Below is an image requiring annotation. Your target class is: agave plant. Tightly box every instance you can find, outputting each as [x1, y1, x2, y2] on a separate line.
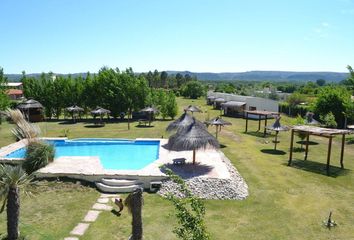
[0, 165, 36, 240]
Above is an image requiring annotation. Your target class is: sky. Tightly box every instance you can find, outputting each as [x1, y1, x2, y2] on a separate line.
[0, 0, 354, 74]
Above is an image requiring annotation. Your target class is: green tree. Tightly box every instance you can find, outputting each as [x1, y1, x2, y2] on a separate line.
[0, 165, 35, 240]
[314, 86, 352, 128]
[181, 81, 205, 99]
[0, 67, 10, 111]
[320, 112, 337, 128]
[316, 79, 326, 86]
[165, 91, 178, 119]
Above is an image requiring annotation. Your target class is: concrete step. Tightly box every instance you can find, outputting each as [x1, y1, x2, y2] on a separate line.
[95, 182, 143, 193]
[101, 178, 139, 186]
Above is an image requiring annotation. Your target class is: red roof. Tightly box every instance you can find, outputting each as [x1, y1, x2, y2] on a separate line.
[6, 89, 23, 95]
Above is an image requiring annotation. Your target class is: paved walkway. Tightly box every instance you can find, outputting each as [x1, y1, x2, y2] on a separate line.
[64, 193, 120, 240]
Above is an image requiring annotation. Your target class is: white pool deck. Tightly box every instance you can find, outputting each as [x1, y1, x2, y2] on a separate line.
[0, 138, 231, 183]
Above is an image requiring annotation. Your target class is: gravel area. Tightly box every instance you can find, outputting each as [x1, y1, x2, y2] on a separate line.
[158, 152, 249, 200]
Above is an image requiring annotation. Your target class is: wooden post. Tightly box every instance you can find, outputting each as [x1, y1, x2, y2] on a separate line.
[264, 115, 268, 137]
[258, 114, 261, 131]
[304, 132, 310, 160]
[326, 136, 333, 176]
[274, 131, 278, 150]
[215, 125, 218, 139]
[245, 112, 249, 133]
[340, 134, 345, 169]
[192, 150, 196, 165]
[288, 129, 295, 166]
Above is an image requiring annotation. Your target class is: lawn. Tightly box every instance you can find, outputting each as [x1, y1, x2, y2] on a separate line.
[1, 97, 354, 239]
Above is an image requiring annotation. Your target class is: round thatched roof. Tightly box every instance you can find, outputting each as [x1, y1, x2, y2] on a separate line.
[17, 99, 43, 109]
[184, 105, 202, 113]
[266, 116, 289, 131]
[66, 105, 84, 113]
[205, 117, 232, 126]
[140, 106, 159, 113]
[166, 120, 219, 151]
[91, 107, 111, 115]
[166, 113, 205, 132]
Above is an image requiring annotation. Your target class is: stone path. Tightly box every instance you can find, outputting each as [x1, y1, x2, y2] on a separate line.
[64, 194, 120, 240]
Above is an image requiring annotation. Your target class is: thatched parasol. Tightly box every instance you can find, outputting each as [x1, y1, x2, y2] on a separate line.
[17, 99, 43, 110]
[166, 119, 219, 164]
[205, 116, 232, 139]
[91, 107, 111, 122]
[266, 116, 289, 150]
[66, 105, 84, 122]
[184, 105, 202, 115]
[305, 112, 319, 125]
[140, 106, 159, 126]
[166, 112, 205, 132]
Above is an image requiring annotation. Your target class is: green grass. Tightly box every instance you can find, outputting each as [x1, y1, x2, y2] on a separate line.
[1, 97, 354, 239]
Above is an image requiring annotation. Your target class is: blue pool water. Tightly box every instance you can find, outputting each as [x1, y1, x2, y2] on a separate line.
[5, 139, 160, 170]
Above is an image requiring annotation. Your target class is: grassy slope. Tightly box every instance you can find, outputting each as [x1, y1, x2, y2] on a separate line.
[0, 97, 353, 239]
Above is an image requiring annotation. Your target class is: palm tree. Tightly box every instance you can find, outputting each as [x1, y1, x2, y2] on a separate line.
[124, 188, 143, 240]
[0, 165, 35, 240]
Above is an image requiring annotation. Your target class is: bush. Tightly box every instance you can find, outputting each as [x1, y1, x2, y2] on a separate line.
[23, 141, 55, 174]
[181, 81, 205, 99]
[320, 112, 337, 128]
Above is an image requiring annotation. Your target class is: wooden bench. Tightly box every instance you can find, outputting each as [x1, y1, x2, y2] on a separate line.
[173, 158, 186, 165]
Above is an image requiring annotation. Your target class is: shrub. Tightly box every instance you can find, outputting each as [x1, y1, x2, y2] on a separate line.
[320, 112, 337, 128]
[23, 141, 55, 174]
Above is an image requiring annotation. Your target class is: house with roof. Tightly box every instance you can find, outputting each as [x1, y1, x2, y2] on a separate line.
[207, 91, 279, 118]
[3, 82, 24, 100]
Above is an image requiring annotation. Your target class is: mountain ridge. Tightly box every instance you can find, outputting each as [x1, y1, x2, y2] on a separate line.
[5, 70, 349, 82]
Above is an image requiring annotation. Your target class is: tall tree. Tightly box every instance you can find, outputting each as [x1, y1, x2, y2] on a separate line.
[0, 67, 10, 111]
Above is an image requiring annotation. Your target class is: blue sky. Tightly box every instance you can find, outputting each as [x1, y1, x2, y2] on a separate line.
[0, 0, 353, 73]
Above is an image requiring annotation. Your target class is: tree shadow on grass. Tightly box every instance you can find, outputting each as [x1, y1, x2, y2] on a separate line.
[161, 163, 214, 179]
[285, 159, 350, 178]
[260, 149, 287, 155]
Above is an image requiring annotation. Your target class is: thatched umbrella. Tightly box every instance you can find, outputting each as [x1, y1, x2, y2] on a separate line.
[305, 112, 319, 125]
[205, 116, 232, 139]
[184, 105, 202, 115]
[66, 105, 84, 122]
[166, 112, 205, 132]
[140, 106, 159, 126]
[167, 119, 219, 164]
[91, 107, 111, 123]
[266, 116, 289, 150]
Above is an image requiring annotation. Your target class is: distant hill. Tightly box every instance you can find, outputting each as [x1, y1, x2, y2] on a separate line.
[166, 70, 349, 82]
[5, 70, 349, 83]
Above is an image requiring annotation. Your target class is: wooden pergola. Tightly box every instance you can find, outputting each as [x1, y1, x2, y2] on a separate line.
[288, 125, 352, 175]
[244, 110, 280, 137]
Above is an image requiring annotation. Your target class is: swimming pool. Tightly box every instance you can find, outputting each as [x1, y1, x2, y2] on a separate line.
[4, 139, 160, 170]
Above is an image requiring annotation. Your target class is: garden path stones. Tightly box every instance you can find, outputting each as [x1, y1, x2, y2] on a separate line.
[92, 203, 113, 211]
[70, 223, 90, 236]
[65, 194, 120, 239]
[84, 210, 101, 222]
[97, 197, 109, 203]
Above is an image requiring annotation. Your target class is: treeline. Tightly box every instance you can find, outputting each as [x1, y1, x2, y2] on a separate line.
[22, 67, 178, 120]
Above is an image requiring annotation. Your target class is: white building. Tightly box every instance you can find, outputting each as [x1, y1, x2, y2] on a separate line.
[207, 91, 279, 118]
